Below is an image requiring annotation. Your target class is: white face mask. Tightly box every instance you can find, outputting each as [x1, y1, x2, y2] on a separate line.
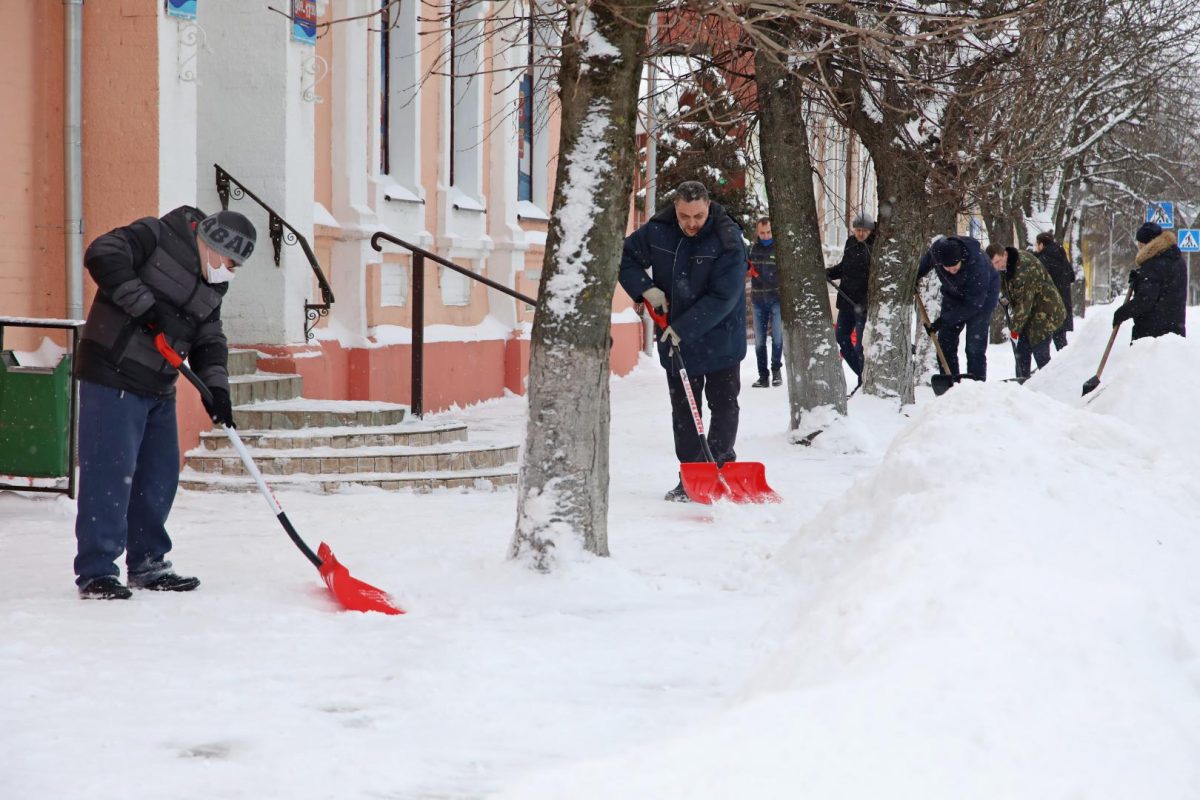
[205, 259, 237, 284]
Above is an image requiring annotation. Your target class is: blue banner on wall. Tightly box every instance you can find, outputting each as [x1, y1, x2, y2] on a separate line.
[292, 0, 318, 45]
[166, 0, 197, 20]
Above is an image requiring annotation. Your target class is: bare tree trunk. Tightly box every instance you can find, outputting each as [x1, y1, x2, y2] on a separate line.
[510, 0, 652, 570]
[860, 159, 930, 404]
[754, 46, 846, 430]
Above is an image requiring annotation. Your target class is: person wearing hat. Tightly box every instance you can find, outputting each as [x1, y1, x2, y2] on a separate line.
[1033, 232, 1075, 349]
[73, 206, 257, 599]
[917, 233, 1001, 380]
[1113, 221, 1187, 340]
[826, 211, 876, 384]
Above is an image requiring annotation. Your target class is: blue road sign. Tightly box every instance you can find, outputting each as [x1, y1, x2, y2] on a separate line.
[1146, 201, 1175, 228]
[1178, 228, 1200, 253]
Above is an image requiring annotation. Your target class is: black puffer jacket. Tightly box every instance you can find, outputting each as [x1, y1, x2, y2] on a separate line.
[1036, 240, 1075, 330]
[826, 233, 874, 312]
[1114, 230, 1187, 340]
[77, 206, 231, 397]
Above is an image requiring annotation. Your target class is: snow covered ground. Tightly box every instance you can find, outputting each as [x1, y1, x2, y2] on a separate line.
[4, 303, 1200, 799]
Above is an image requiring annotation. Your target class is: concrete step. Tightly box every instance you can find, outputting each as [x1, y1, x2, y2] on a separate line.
[229, 372, 303, 406]
[227, 349, 259, 377]
[198, 420, 468, 451]
[185, 441, 519, 477]
[178, 464, 519, 493]
[232, 399, 408, 430]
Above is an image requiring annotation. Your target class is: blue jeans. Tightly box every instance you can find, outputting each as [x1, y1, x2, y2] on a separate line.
[751, 294, 783, 376]
[74, 380, 180, 586]
[936, 309, 995, 380]
[835, 308, 866, 377]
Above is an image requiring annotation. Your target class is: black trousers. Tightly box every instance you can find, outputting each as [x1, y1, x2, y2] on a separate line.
[666, 363, 740, 465]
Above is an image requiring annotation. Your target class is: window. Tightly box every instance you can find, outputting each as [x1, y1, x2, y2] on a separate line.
[382, 0, 421, 192]
[448, 0, 483, 198]
[380, 262, 408, 307]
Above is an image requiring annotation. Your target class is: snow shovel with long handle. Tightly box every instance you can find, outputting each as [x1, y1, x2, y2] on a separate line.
[1082, 285, 1135, 396]
[1002, 304, 1030, 385]
[643, 304, 780, 504]
[154, 334, 404, 615]
[914, 293, 965, 396]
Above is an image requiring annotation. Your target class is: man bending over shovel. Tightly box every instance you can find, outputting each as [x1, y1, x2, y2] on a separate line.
[918, 235, 1000, 381]
[619, 181, 748, 502]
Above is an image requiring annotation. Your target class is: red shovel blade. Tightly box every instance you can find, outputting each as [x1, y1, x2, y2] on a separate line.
[317, 542, 405, 615]
[680, 461, 781, 504]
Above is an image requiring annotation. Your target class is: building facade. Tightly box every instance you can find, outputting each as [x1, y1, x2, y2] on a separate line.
[1, 0, 643, 459]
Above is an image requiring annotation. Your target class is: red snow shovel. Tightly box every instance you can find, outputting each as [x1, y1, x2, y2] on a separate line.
[155, 334, 403, 615]
[643, 304, 780, 504]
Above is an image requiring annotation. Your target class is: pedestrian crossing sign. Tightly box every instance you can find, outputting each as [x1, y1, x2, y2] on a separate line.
[1178, 228, 1200, 253]
[1146, 201, 1175, 228]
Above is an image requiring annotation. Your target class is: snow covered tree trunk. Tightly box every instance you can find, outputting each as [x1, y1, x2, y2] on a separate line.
[510, 0, 652, 570]
[755, 48, 846, 430]
[860, 162, 929, 405]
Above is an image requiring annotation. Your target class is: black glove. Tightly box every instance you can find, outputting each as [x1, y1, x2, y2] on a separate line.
[1112, 309, 1127, 328]
[925, 316, 944, 335]
[135, 303, 160, 335]
[1127, 270, 1140, 289]
[203, 387, 236, 428]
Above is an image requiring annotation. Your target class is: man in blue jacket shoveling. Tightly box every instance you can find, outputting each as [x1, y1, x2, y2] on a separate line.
[918, 234, 1001, 382]
[619, 181, 748, 502]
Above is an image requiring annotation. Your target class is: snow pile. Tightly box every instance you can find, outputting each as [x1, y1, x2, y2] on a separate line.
[496, 360, 1200, 797]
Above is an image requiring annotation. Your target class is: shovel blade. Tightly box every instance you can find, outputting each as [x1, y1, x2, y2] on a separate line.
[931, 374, 956, 396]
[1081, 375, 1101, 396]
[317, 543, 405, 615]
[680, 461, 781, 504]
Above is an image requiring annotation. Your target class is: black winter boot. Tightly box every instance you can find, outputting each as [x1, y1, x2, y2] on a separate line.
[129, 572, 201, 592]
[79, 576, 132, 600]
[664, 478, 692, 502]
[751, 374, 770, 388]
[771, 368, 783, 387]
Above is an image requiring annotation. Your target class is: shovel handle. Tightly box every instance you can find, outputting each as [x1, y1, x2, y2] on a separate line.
[153, 334, 323, 569]
[914, 293, 954, 375]
[1093, 285, 1137, 382]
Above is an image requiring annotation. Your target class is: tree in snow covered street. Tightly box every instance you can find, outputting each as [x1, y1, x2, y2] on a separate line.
[511, 0, 654, 568]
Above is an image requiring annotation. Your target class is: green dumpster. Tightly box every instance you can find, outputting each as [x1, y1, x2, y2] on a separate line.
[0, 351, 73, 478]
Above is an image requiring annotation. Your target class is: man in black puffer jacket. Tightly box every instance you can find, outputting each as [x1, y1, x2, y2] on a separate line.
[1113, 222, 1186, 340]
[1034, 232, 1075, 350]
[74, 207, 256, 599]
[918, 234, 1001, 380]
[826, 212, 875, 382]
[619, 181, 747, 502]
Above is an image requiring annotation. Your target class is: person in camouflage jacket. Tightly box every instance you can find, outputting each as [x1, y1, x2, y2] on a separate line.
[986, 244, 1066, 380]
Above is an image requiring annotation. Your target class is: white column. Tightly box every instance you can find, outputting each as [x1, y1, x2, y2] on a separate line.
[157, 10, 199, 213]
[196, 0, 315, 345]
[330, 0, 381, 340]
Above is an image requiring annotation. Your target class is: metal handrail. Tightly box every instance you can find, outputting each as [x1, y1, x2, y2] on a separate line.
[214, 164, 335, 340]
[370, 231, 537, 417]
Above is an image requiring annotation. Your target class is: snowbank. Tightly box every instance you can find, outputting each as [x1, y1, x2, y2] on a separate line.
[496, 318, 1200, 798]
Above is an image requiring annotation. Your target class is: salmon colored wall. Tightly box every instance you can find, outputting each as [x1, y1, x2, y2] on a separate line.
[0, 2, 158, 345]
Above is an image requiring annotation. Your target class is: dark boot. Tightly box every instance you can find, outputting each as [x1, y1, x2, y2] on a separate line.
[79, 576, 132, 600]
[771, 368, 783, 387]
[664, 478, 692, 502]
[130, 572, 201, 592]
[751, 374, 770, 388]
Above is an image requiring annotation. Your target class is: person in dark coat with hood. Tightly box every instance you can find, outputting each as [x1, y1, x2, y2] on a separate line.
[826, 212, 875, 383]
[1034, 232, 1075, 350]
[73, 207, 257, 599]
[918, 234, 1001, 380]
[1113, 222, 1187, 340]
[619, 181, 747, 502]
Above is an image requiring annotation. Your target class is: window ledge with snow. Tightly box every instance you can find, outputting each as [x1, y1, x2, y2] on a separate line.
[516, 201, 550, 222]
[449, 187, 486, 213]
[384, 183, 425, 204]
